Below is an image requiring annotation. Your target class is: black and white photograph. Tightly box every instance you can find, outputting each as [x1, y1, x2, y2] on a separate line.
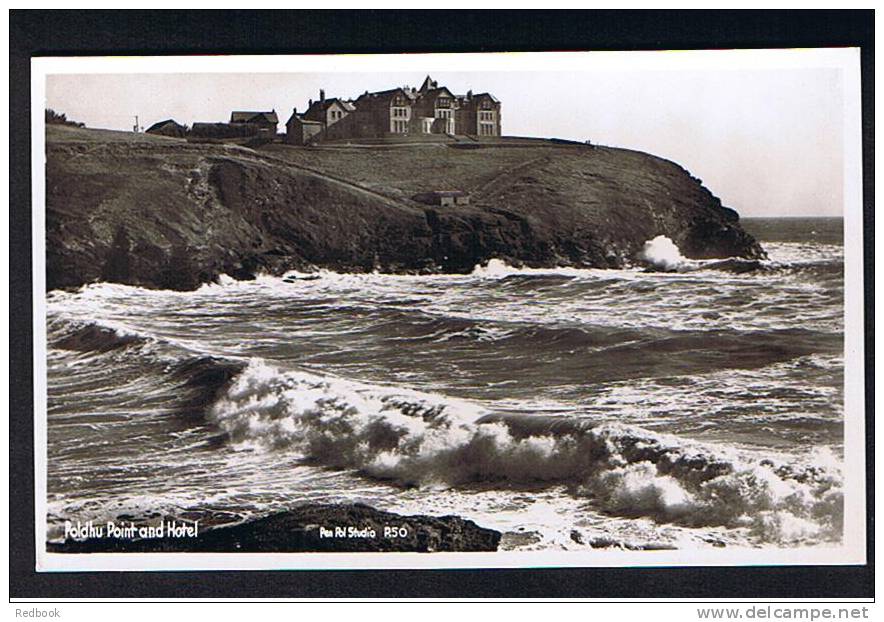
[30, 46, 865, 574]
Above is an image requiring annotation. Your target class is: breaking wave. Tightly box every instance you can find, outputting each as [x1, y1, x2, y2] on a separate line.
[636, 235, 767, 275]
[48, 317, 247, 414]
[208, 360, 843, 543]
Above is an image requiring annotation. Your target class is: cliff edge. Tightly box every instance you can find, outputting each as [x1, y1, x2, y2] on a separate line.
[45, 126, 765, 290]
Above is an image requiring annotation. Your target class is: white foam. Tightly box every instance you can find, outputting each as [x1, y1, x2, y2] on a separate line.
[638, 235, 691, 271]
[763, 242, 844, 266]
[470, 258, 602, 279]
[471, 258, 520, 278]
[207, 360, 845, 544]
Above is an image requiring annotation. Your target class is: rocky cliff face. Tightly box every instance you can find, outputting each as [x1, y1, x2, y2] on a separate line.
[45, 126, 765, 291]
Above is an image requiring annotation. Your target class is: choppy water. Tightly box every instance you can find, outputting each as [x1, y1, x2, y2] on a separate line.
[45, 217, 845, 550]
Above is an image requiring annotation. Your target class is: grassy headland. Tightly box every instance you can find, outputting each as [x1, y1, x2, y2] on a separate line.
[46, 125, 764, 291]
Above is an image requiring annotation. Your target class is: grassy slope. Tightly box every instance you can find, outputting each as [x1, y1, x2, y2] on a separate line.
[264, 140, 761, 262]
[261, 142, 558, 199]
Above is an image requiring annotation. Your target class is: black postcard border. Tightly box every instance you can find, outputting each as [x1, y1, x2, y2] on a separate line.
[9, 9, 875, 600]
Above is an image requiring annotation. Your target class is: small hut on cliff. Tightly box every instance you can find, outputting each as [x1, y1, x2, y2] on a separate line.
[412, 190, 470, 207]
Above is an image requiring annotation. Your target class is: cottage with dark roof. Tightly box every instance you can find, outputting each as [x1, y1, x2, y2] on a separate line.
[145, 119, 187, 138]
[303, 90, 355, 125]
[229, 110, 279, 136]
[284, 108, 324, 145]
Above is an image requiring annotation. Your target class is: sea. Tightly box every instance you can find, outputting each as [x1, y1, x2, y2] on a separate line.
[45, 217, 845, 550]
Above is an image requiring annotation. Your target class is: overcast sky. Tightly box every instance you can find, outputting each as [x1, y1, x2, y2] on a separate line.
[46, 66, 847, 217]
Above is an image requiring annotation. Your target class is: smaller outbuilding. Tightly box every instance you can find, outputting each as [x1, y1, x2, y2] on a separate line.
[229, 110, 279, 137]
[145, 119, 187, 137]
[189, 122, 257, 139]
[285, 108, 324, 145]
[412, 190, 470, 207]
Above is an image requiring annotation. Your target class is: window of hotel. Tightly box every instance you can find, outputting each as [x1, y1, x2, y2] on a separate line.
[480, 122, 495, 136]
[392, 107, 408, 118]
[437, 97, 451, 107]
[393, 119, 407, 133]
[435, 109, 452, 119]
[479, 111, 494, 121]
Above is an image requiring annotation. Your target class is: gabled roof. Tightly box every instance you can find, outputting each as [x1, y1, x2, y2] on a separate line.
[421, 86, 455, 100]
[286, 111, 323, 126]
[309, 98, 355, 113]
[472, 92, 500, 104]
[303, 97, 356, 120]
[145, 119, 184, 132]
[419, 75, 438, 93]
[230, 111, 279, 124]
[356, 87, 415, 104]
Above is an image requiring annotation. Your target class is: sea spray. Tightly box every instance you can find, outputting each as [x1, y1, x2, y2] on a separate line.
[470, 258, 597, 279]
[472, 258, 517, 278]
[639, 235, 690, 271]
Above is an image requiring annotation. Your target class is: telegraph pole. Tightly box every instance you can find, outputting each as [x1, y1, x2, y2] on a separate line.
[133, 115, 139, 132]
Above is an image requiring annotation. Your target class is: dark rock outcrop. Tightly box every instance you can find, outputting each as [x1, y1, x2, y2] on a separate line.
[47, 503, 502, 553]
[45, 126, 765, 291]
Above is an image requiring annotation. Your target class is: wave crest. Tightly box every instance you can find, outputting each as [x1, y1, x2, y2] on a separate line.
[209, 360, 843, 543]
[49, 319, 153, 353]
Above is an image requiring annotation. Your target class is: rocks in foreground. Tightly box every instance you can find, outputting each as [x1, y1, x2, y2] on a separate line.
[47, 503, 502, 553]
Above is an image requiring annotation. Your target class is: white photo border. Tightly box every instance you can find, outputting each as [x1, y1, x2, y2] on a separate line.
[31, 48, 867, 572]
